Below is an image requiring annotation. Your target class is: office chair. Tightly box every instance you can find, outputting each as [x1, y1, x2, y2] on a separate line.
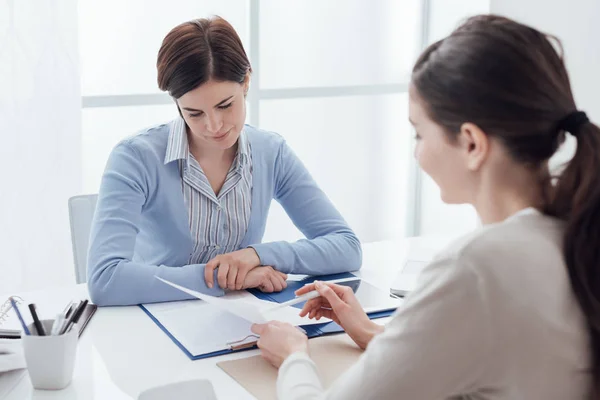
[68, 194, 98, 284]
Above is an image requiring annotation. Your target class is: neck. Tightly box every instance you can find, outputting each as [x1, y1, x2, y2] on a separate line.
[473, 168, 545, 225]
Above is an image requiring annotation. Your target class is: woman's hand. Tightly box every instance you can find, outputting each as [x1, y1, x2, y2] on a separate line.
[297, 281, 383, 349]
[204, 248, 262, 290]
[251, 321, 308, 368]
[242, 266, 288, 292]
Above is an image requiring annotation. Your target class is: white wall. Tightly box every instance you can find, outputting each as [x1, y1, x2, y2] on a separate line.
[491, 0, 600, 123]
[419, 0, 600, 237]
[491, 0, 600, 171]
[418, 0, 489, 237]
[0, 1, 81, 295]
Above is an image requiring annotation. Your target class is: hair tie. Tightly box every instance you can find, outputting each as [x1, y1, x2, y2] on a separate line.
[557, 111, 589, 136]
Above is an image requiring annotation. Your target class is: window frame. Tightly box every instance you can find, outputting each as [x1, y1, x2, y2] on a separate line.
[80, 0, 432, 237]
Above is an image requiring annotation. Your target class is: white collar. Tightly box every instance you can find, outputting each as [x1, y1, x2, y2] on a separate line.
[506, 207, 540, 222]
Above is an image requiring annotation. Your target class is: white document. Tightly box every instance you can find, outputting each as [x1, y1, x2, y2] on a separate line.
[143, 300, 255, 356]
[148, 278, 332, 357]
[0, 369, 27, 399]
[0, 339, 25, 373]
[156, 277, 267, 323]
[155, 277, 329, 326]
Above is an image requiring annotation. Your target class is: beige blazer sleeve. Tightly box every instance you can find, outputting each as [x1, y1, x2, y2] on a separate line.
[277, 255, 492, 400]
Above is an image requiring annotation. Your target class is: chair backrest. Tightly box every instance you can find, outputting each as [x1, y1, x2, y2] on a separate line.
[68, 194, 98, 284]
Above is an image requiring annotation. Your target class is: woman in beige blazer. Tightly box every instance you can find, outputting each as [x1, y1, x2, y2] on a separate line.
[251, 14, 600, 400]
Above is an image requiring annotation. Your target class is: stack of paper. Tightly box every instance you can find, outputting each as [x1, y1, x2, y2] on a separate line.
[0, 339, 25, 373]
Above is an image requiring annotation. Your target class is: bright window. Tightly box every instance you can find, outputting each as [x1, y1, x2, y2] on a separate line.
[78, 0, 490, 243]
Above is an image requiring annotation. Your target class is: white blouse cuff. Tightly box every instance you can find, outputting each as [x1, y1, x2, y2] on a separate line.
[280, 351, 314, 372]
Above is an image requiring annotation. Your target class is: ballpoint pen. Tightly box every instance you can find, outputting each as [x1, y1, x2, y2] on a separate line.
[9, 296, 30, 336]
[28, 303, 46, 336]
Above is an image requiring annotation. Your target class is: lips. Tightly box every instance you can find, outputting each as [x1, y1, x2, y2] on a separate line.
[212, 129, 230, 141]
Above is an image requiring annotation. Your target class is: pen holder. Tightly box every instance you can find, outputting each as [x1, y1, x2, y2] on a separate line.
[22, 319, 78, 390]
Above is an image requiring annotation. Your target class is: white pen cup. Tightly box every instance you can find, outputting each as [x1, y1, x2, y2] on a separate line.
[22, 319, 78, 390]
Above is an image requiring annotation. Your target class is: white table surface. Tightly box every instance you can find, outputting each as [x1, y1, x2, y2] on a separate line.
[0, 237, 452, 400]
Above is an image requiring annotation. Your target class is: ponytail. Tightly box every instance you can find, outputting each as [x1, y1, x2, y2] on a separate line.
[546, 120, 600, 397]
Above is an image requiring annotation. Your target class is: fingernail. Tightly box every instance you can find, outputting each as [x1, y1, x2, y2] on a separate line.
[208, 283, 213, 288]
[315, 281, 322, 288]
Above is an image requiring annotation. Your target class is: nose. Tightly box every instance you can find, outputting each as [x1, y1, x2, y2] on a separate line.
[205, 112, 223, 135]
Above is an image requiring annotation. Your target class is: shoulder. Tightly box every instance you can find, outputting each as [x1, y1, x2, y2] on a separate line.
[113, 121, 172, 162]
[426, 212, 564, 284]
[443, 212, 562, 262]
[406, 213, 565, 325]
[244, 124, 287, 152]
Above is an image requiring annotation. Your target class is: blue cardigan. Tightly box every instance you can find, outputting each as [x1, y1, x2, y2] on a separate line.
[87, 123, 362, 306]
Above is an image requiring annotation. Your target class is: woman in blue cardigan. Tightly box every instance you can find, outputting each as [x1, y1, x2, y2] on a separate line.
[87, 16, 362, 306]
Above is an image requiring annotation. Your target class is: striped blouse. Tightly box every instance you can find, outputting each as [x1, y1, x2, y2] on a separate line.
[164, 118, 253, 264]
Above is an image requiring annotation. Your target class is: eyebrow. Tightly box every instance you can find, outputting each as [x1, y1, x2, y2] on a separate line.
[181, 95, 234, 112]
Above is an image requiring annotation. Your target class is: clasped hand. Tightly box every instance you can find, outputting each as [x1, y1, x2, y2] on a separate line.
[204, 248, 287, 293]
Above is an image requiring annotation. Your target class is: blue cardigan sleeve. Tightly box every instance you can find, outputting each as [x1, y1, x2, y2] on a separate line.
[87, 142, 224, 306]
[250, 139, 362, 275]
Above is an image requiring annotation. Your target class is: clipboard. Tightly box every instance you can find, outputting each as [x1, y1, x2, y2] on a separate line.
[140, 273, 399, 360]
[139, 301, 260, 360]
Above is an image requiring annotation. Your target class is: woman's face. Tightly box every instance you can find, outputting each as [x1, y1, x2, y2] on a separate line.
[177, 78, 248, 152]
[409, 85, 475, 204]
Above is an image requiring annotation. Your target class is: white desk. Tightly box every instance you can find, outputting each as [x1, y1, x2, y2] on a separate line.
[1, 237, 452, 399]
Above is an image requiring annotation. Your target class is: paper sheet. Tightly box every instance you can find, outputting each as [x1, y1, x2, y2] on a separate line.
[0, 339, 25, 373]
[156, 277, 267, 322]
[143, 300, 255, 356]
[155, 277, 330, 326]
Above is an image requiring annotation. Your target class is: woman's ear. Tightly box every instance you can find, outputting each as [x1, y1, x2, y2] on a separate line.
[243, 74, 251, 97]
[458, 122, 489, 171]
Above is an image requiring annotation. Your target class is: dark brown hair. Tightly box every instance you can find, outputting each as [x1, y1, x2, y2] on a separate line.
[413, 14, 600, 396]
[157, 16, 251, 99]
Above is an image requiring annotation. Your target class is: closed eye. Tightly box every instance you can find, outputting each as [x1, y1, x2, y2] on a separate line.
[188, 102, 232, 117]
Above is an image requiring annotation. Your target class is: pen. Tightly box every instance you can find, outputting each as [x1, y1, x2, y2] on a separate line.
[9, 297, 30, 336]
[67, 299, 88, 331]
[50, 314, 65, 336]
[61, 301, 72, 315]
[60, 300, 88, 334]
[58, 300, 82, 335]
[266, 277, 361, 312]
[64, 303, 75, 319]
[28, 303, 46, 336]
[265, 290, 321, 312]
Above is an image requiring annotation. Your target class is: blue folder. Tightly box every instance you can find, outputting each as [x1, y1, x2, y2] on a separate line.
[140, 272, 397, 360]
